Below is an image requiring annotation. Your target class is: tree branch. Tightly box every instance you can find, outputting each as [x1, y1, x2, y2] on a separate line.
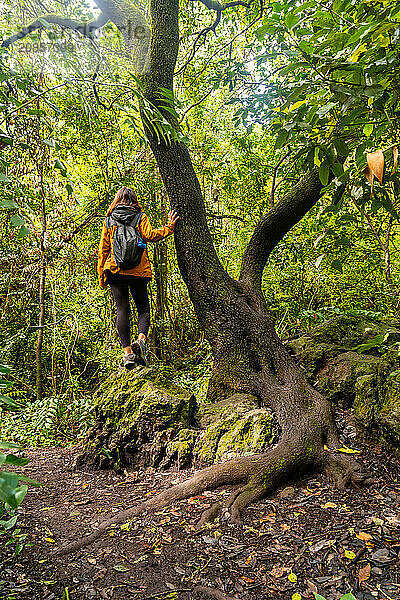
[176, 10, 222, 76]
[1, 13, 109, 48]
[270, 149, 291, 207]
[240, 167, 322, 289]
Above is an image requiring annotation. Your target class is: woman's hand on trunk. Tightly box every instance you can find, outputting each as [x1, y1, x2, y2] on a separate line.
[167, 210, 179, 231]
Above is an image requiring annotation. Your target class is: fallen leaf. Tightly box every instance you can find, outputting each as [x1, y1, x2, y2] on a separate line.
[45, 538, 55, 543]
[357, 531, 373, 543]
[336, 445, 360, 454]
[321, 502, 337, 509]
[358, 563, 371, 583]
[113, 564, 130, 572]
[269, 566, 290, 578]
[245, 552, 257, 565]
[288, 571, 297, 583]
[87, 558, 97, 565]
[309, 539, 335, 553]
[345, 549, 356, 559]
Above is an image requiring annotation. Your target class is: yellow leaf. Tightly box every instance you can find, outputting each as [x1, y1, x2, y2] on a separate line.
[337, 445, 361, 454]
[45, 538, 55, 543]
[321, 502, 337, 509]
[358, 563, 371, 583]
[345, 550, 356, 559]
[292, 594, 302, 600]
[245, 552, 256, 564]
[288, 571, 297, 583]
[349, 43, 367, 62]
[289, 100, 307, 112]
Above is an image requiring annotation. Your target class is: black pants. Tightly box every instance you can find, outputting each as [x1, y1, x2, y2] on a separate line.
[107, 271, 151, 348]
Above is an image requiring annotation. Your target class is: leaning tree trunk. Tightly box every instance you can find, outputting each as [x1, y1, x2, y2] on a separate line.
[2, 0, 371, 555]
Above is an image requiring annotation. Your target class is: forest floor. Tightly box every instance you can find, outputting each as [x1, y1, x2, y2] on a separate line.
[0, 410, 399, 600]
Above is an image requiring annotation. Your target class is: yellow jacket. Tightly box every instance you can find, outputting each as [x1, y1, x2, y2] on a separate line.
[97, 211, 173, 288]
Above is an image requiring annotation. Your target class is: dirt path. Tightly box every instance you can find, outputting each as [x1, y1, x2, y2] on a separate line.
[1, 412, 399, 600]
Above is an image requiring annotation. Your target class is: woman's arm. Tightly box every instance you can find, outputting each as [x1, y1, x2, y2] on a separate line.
[97, 221, 111, 288]
[139, 211, 178, 242]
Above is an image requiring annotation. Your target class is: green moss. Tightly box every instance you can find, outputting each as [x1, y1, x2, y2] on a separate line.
[315, 351, 379, 407]
[195, 406, 278, 464]
[162, 428, 198, 468]
[86, 365, 198, 469]
[354, 374, 378, 430]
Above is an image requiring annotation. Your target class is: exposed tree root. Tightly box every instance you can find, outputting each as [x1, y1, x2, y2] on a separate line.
[55, 441, 371, 556]
[324, 452, 373, 489]
[54, 380, 371, 558]
[54, 436, 319, 556]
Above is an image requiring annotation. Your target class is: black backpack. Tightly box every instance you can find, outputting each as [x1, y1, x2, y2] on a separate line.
[105, 206, 146, 269]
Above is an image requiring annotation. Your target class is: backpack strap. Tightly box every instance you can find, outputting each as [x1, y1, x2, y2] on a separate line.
[105, 211, 143, 230]
[133, 212, 143, 227]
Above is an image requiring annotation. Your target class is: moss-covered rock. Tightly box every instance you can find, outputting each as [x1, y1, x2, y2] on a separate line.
[81, 376, 279, 471]
[354, 374, 378, 430]
[160, 428, 198, 469]
[83, 366, 197, 470]
[374, 347, 400, 449]
[315, 351, 380, 407]
[287, 315, 400, 452]
[353, 347, 400, 451]
[194, 394, 278, 464]
[286, 315, 400, 380]
[81, 317, 400, 472]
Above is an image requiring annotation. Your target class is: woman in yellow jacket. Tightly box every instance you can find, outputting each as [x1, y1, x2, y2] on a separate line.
[98, 186, 178, 369]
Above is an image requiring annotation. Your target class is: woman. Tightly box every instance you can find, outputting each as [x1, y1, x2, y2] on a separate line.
[98, 186, 178, 369]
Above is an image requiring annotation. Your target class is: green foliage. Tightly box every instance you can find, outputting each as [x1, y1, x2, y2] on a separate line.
[245, 0, 400, 225]
[0, 442, 39, 556]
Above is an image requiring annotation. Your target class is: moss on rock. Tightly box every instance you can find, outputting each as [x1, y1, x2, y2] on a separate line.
[315, 351, 380, 407]
[84, 365, 197, 469]
[354, 374, 378, 430]
[194, 394, 278, 464]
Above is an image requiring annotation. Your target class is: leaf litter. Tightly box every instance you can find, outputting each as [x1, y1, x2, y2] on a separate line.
[0, 409, 399, 600]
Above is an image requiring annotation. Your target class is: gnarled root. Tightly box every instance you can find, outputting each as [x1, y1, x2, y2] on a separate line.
[55, 438, 316, 556]
[197, 438, 317, 527]
[324, 452, 373, 489]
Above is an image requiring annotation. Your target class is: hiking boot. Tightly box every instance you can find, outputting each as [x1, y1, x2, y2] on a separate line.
[121, 353, 138, 370]
[131, 339, 148, 366]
